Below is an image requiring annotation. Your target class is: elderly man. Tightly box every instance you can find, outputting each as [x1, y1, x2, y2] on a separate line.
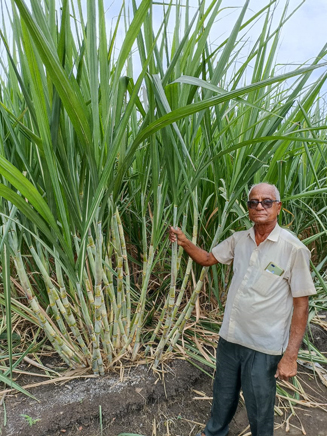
[169, 183, 316, 436]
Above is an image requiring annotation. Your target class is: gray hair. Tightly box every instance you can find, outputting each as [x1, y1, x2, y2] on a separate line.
[248, 183, 281, 201]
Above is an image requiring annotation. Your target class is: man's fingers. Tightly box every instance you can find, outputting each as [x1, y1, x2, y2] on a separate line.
[275, 368, 293, 381]
[169, 226, 181, 243]
[279, 375, 290, 382]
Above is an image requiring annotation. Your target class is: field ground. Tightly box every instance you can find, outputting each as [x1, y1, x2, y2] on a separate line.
[0, 324, 326, 436]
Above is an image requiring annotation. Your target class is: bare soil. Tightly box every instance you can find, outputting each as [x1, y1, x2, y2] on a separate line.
[0, 324, 327, 436]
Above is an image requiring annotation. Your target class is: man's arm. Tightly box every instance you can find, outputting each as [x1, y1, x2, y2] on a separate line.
[169, 227, 218, 266]
[275, 296, 309, 381]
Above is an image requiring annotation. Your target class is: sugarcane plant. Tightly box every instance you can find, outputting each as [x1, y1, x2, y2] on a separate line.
[0, 0, 327, 382]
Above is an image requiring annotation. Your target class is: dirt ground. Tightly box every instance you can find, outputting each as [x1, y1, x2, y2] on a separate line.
[0, 324, 327, 436]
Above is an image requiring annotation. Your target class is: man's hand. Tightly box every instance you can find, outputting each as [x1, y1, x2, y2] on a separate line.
[275, 355, 297, 381]
[168, 226, 218, 266]
[169, 227, 188, 246]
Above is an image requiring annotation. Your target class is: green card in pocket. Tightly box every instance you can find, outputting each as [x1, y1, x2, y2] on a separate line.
[265, 262, 284, 276]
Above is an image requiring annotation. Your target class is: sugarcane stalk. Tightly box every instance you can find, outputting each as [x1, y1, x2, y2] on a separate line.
[104, 249, 119, 350]
[103, 251, 128, 352]
[112, 214, 125, 329]
[153, 205, 178, 366]
[167, 267, 208, 352]
[172, 196, 198, 319]
[141, 193, 147, 278]
[144, 298, 168, 356]
[75, 282, 102, 375]
[28, 244, 68, 337]
[86, 230, 96, 306]
[131, 243, 155, 360]
[55, 256, 91, 363]
[176, 209, 188, 273]
[116, 209, 131, 336]
[110, 214, 122, 348]
[94, 220, 112, 362]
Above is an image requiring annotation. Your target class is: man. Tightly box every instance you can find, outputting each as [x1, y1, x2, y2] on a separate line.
[169, 183, 316, 436]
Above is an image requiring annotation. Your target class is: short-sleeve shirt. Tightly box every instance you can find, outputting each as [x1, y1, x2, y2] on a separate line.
[212, 224, 316, 355]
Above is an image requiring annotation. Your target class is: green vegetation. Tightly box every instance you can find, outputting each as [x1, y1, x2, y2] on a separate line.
[20, 414, 41, 426]
[0, 0, 326, 398]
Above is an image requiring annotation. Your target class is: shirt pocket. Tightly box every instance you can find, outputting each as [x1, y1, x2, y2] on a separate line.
[252, 270, 284, 296]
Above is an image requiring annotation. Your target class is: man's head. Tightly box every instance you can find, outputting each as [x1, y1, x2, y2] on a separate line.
[247, 183, 282, 226]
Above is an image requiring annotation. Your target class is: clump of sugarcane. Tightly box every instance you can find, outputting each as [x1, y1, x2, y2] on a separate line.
[79, 197, 156, 366]
[152, 196, 199, 366]
[166, 204, 230, 354]
[130, 186, 162, 360]
[76, 213, 127, 372]
[7, 224, 83, 367]
[27, 236, 98, 369]
[102, 238, 128, 358]
[144, 208, 189, 357]
[81, 204, 133, 363]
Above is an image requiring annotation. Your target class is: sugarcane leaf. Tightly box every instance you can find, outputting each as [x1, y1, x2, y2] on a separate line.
[0, 162, 65, 246]
[0, 372, 37, 400]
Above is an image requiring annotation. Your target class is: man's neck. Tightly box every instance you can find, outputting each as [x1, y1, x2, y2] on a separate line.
[254, 221, 277, 245]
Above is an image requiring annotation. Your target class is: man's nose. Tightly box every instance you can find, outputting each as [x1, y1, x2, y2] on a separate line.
[256, 201, 265, 210]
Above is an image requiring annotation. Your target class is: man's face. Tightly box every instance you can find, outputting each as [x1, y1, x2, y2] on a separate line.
[248, 184, 281, 225]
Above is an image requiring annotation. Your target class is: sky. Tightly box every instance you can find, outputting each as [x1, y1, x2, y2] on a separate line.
[1, 0, 326, 90]
[100, 0, 327, 92]
[203, 0, 327, 66]
[100, 0, 327, 62]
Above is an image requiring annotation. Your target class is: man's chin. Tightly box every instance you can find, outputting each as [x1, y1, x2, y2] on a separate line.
[251, 217, 270, 224]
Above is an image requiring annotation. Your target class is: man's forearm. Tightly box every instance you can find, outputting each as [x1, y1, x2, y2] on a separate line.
[284, 297, 309, 359]
[169, 227, 218, 266]
[276, 296, 309, 380]
[178, 239, 217, 266]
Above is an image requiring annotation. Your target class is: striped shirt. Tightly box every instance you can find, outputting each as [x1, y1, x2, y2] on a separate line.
[212, 224, 316, 355]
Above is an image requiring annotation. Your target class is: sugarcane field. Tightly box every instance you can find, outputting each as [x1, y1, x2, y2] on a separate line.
[0, 0, 327, 435]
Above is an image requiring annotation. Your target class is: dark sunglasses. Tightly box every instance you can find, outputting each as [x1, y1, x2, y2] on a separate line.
[247, 199, 279, 209]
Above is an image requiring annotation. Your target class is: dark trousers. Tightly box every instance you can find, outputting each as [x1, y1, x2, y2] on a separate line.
[204, 338, 282, 436]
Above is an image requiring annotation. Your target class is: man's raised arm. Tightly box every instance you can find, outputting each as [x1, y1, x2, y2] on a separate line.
[169, 227, 218, 267]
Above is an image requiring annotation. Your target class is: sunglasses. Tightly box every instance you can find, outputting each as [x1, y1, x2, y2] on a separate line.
[247, 199, 279, 209]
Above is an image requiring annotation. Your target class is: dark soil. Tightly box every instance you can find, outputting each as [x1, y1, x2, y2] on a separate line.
[0, 324, 327, 436]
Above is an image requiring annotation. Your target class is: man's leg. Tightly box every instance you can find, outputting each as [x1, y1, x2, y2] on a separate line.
[203, 338, 242, 436]
[241, 349, 281, 436]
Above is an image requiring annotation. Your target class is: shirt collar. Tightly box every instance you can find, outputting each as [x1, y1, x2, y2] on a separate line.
[267, 223, 281, 241]
[247, 223, 281, 243]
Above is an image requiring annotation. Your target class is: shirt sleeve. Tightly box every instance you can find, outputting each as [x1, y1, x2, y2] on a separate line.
[289, 246, 316, 297]
[211, 234, 235, 265]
